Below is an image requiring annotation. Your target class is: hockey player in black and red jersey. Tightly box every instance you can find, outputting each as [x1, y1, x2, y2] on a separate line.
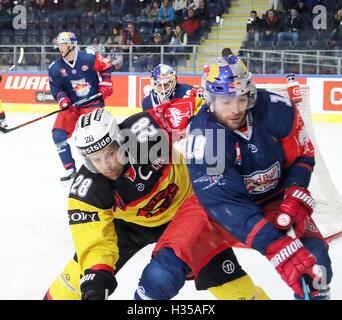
[49, 31, 113, 181]
[43, 97, 270, 300]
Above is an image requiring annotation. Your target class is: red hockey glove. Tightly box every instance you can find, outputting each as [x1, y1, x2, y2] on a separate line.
[58, 97, 71, 110]
[80, 269, 117, 300]
[273, 186, 315, 237]
[98, 80, 113, 100]
[266, 237, 321, 298]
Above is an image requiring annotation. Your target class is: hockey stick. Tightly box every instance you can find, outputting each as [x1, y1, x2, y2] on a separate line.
[0, 93, 102, 134]
[6, 47, 24, 72]
[287, 228, 312, 300]
[301, 277, 311, 300]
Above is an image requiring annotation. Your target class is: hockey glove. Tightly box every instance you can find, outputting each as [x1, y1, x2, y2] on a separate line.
[266, 236, 322, 298]
[80, 269, 117, 300]
[59, 97, 71, 110]
[274, 186, 315, 237]
[98, 80, 113, 100]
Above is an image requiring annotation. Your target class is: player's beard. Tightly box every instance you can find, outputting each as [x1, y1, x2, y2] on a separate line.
[215, 111, 247, 130]
[103, 165, 124, 181]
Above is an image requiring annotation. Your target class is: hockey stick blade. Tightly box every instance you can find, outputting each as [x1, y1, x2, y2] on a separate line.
[0, 93, 102, 134]
[4, 48, 25, 73]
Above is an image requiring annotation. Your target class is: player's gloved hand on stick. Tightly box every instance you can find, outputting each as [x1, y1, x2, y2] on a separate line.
[266, 236, 321, 298]
[80, 269, 117, 300]
[59, 97, 71, 109]
[98, 80, 113, 100]
[273, 186, 315, 237]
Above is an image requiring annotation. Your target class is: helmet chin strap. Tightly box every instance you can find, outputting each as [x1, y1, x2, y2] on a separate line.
[62, 45, 75, 59]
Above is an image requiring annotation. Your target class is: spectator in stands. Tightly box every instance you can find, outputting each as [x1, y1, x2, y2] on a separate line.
[86, 38, 106, 55]
[135, 32, 165, 72]
[0, 3, 12, 29]
[173, 0, 187, 24]
[105, 26, 123, 46]
[163, 24, 177, 44]
[95, 5, 109, 20]
[170, 24, 188, 47]
[277, 8, 303, 43]
[143, 1, 160, 21]
[329, 20, 342, 48]
[262, 9, 282, 41]
[82, 9, 95, 22]
[221, 47, 233, 57]
[333, 8, 342, 29]
[195, 0, 210, 35]
[121, 22, 142, 47]
[247, 10, 263, 42]
[181, 8, 201, 43]
[158, 0, 175, 26]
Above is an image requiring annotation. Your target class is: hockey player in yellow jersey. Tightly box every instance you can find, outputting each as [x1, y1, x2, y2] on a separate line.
[44, 96, 270, 300]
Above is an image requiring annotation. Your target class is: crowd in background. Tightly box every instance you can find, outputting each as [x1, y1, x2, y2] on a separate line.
[0, 0, 228, 71]
[244, 0, 342, 50]
[0, 0, 342, 74]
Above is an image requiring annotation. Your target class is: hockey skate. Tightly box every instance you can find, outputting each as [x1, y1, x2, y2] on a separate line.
[60, 167, 76, 182]
[0, 119, 8, 128]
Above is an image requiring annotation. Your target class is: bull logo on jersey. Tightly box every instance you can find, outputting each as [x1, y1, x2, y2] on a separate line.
[243, 161, 281, 194]
[71, 78, 91, 97]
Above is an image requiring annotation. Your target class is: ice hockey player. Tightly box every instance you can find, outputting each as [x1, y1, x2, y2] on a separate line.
[142, 64, 193, 110]
[186, 55, 332, 299]
[0, 75, 7, 129]
[49, 31, 113, 181]
[43, 100, 269, 300]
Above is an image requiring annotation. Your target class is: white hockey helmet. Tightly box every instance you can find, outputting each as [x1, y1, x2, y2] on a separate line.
[53, 31, 78, 49]
[202, 55, 256, 111]
[150, 64, 177, 101]
[75, 108, 122, 173]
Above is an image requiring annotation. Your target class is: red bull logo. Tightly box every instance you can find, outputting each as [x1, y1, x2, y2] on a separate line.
[71, 78, 91, 97]
[243, 162, 281, 194]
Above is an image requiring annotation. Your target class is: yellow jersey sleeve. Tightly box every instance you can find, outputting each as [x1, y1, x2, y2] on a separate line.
[68, 165, 118, 274]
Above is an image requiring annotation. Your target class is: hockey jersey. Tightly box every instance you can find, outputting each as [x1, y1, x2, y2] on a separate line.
[187, 90, 315, 255]
[67, 96, 204, 272]
[142, 83, 193, 111]
[48, 50, 112, 108]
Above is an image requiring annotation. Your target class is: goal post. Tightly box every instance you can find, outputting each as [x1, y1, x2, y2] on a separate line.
[257, 83, 342, 242]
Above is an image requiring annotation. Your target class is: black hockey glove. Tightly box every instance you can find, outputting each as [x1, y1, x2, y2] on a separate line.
[80, 269, 117, 300]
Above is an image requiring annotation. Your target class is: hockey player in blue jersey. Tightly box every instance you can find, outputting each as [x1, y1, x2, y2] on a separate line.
[186, 56, 332, 299]
[142, 64, 193, 111]
[49, 31, 113, 181]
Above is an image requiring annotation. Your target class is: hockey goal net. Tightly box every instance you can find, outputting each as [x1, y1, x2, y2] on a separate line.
[257, 83, 342, 242]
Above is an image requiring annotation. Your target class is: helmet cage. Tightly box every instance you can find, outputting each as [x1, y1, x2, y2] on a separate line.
[150, 64, 177, 101]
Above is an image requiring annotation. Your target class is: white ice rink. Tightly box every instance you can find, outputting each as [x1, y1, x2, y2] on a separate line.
[1, 111, 342, 300]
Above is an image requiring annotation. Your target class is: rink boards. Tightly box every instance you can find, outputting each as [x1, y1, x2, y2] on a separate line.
[0, 73, 341, 122]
